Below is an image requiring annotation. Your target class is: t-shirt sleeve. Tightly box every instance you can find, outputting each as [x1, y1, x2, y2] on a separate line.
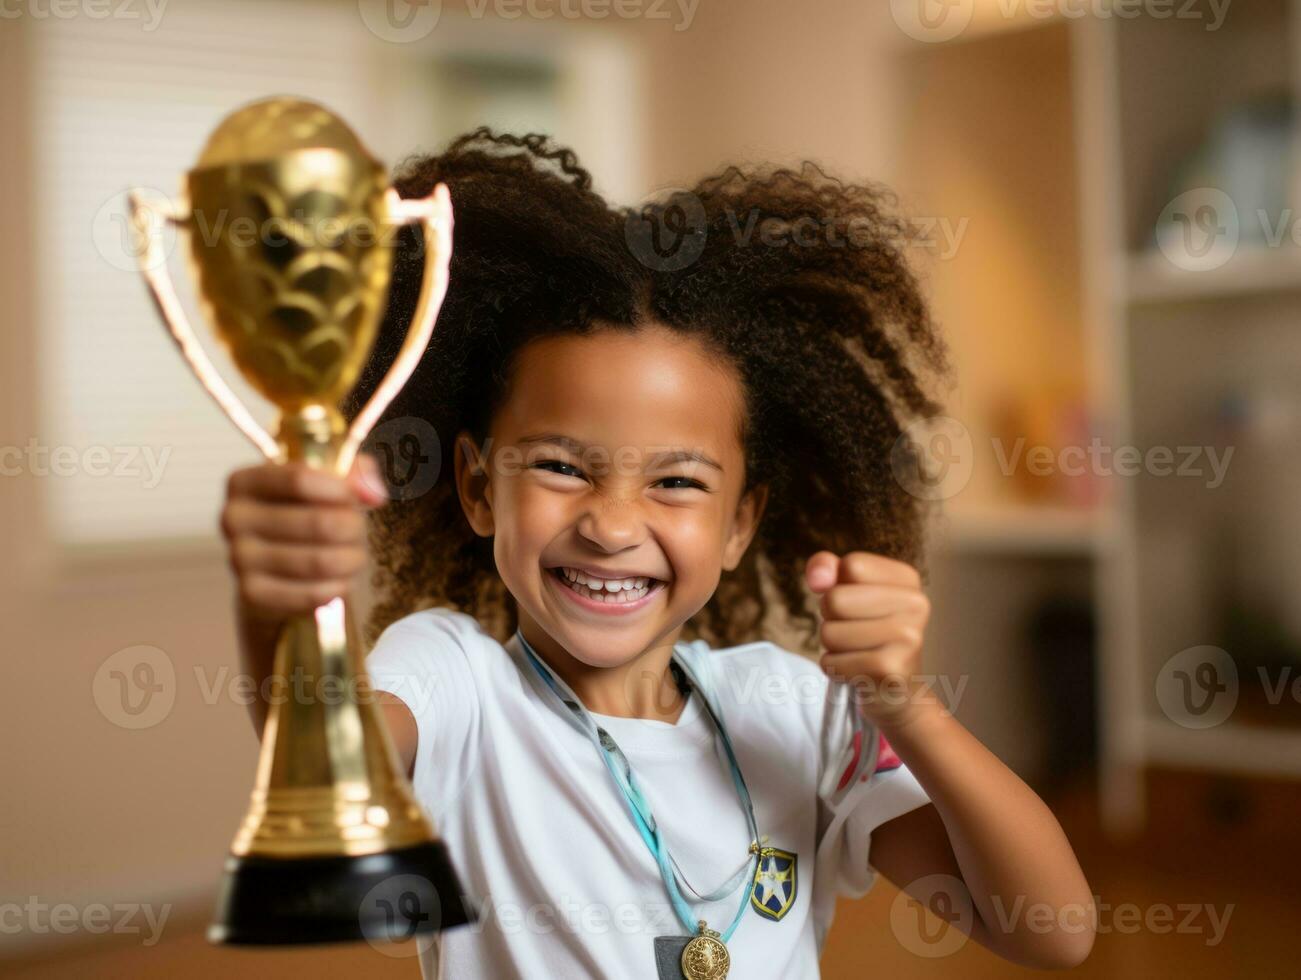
[813, 680, 932, 901]
[364, 608, 482, 822]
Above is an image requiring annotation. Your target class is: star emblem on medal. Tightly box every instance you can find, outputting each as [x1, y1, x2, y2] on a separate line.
[749, 847, 797, 921]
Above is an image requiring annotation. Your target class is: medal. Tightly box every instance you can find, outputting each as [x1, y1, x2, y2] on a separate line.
[681, 920, 730, 980]
[517, 631, 762, 978]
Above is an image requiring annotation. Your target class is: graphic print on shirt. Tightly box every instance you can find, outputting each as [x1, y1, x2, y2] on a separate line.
[874, 733, 902, 773]
[749, 847, 797, 921]
[834, 730, 904, 795]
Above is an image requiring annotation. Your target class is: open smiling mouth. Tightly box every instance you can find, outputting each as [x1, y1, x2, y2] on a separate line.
[545, 566, 667, 612]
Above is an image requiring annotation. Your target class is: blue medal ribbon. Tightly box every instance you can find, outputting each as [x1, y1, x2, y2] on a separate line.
[515, 629, 760, 944]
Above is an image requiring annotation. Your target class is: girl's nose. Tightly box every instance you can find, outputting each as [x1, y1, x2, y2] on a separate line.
[574, 494, 649, 552]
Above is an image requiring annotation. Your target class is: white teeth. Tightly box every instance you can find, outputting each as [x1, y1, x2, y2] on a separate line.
[559, 568, 650, 592]
[555, 567, 655, 603]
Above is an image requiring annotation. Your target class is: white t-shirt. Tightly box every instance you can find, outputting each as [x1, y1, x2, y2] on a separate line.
[366, 607, 932, 979]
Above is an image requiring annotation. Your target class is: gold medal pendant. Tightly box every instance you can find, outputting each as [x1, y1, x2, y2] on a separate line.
[680, 920, 730, 980]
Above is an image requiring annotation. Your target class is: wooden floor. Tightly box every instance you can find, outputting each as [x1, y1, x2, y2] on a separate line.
[8, 768, 1298, 978]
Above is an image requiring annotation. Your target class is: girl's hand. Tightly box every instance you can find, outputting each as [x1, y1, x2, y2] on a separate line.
[220, 452, 389, 622]
[805, 550, 938, 733]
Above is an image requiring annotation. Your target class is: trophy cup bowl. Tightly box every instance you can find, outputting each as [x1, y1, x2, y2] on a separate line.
[128, 97, 473, 944]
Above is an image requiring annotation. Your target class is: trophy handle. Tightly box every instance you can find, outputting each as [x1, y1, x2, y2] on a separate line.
[126, 189, 284, 462]
[336, 183, 454, 476]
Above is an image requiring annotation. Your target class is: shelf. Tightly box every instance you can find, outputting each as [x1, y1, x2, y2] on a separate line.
[1144, 716, 1301, 779]
[1126, 245, 1301, 305]
[933, 504, 1106, 557]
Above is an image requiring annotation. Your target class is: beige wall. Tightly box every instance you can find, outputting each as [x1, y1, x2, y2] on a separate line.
[634, 0, 904, 188]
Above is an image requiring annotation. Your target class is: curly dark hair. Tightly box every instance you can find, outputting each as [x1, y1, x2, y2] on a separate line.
[344, 128, 951, 653]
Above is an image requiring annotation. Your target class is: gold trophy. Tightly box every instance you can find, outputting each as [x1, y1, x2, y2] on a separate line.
[127, 96, 473, 944]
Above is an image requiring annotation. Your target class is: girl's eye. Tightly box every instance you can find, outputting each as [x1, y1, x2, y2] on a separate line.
[655, 476, 708, 491]
[532, 460, 584, 479]
[532, 461, 707, 492]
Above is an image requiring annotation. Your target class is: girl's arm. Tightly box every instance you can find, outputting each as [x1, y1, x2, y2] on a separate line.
[866, 710, 1095, 969]
[807, 551, 1096, 970]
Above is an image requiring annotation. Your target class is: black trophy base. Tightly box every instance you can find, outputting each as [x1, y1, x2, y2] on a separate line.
[207, 840, 476, 946]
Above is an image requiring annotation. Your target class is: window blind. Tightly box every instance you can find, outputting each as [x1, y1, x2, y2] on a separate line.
[29, 2, 641, 548]
[31, 1, 386, 546]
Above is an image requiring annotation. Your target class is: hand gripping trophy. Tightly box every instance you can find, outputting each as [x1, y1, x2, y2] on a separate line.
[127, 96, 473, 945]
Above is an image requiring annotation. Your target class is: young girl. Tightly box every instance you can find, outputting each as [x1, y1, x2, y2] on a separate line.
[221, 130, 1094, 978]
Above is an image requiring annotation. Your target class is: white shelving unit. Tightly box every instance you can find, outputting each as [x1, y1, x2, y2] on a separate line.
[893, 2, 1301, 837]
[1144, 718, 1301, 781]
[937, 504, 1109, 558]
[1090, 0, 1301, 833]
[1126, 244, 1301, 304]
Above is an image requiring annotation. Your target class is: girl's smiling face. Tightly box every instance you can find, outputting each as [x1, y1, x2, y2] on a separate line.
[454, 323, 768, 688]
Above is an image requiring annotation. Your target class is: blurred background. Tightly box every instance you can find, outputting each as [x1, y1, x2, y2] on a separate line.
[2, 0, 1299, 976]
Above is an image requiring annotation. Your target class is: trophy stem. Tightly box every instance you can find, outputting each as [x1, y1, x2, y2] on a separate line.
[209, 409, 475, 942]
[275, 405, 348, 472]
[231, 594, 432, 858]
